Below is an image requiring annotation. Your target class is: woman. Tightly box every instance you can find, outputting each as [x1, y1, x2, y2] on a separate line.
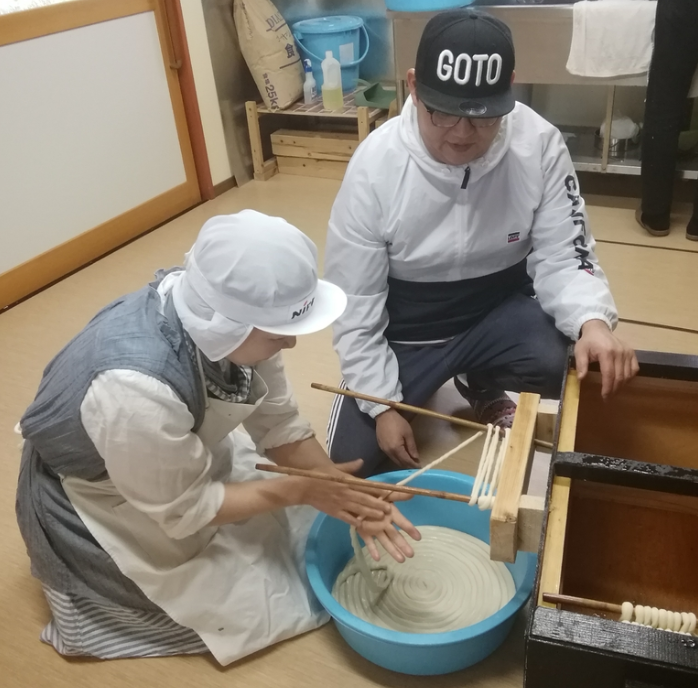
[16, 210, 419, 664]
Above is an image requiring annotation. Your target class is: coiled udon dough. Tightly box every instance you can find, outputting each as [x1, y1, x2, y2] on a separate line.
[332, 526, 516, 633]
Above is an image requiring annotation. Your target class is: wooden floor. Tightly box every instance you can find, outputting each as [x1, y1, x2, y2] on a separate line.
[1, 175, 696, 688]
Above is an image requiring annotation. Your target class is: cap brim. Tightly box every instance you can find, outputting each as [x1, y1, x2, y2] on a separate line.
[416, 82, 515, 119]
[256, 279, 347, 336]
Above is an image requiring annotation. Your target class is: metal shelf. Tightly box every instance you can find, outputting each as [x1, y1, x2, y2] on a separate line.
[562, 126, 698, 180]
[390, 8, 698, 179]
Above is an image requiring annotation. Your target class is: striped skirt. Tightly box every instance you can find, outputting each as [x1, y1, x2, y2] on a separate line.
[40, 586, 207, 659]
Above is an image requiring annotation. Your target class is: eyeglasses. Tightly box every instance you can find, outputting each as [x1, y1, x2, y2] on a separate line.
[425, 106, 500, 130]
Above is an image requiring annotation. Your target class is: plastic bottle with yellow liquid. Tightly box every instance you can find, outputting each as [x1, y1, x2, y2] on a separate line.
[321, 51, 343, 111]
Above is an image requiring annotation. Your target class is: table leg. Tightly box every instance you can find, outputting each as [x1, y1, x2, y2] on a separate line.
[245, 101, 265, 179]
[357, 106, 370, 142]
[601, 86, 616, 172]
[396, 79, 406, 112]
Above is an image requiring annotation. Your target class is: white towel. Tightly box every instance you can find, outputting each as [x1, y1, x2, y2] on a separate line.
[566, 0, 658, 78]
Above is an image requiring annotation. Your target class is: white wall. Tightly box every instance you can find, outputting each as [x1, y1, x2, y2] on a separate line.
[179, 0, 232, 186]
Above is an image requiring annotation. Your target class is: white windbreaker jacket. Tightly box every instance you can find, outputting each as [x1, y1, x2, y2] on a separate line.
[325, 96, 617, 417]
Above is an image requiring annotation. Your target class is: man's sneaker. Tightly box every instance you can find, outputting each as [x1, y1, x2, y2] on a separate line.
[453, 377, 517, 429]
[470, 396, 517, 429]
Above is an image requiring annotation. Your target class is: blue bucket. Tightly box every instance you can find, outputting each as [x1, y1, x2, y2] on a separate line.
[384, 0, 474, 10]
[292, 16, 369, 93]
[305, 470, 537, 676]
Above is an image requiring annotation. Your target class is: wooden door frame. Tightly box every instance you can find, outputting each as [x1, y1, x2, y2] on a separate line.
[160, 0, 216, 201]
[0, 0, 203, 311]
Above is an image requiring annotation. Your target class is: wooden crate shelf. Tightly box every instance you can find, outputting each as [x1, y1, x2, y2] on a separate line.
[271, 129, 358, 162]
[245, 93, 386, 182]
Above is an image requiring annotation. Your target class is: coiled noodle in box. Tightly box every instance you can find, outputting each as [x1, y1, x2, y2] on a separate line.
[333, 526, 516, 633]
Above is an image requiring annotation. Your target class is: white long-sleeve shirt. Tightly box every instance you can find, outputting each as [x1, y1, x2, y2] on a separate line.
[325, 96, 617, 417]
[80, 355, 313, 541]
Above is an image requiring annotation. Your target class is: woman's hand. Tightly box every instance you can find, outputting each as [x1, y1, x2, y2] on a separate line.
[293, 459, 395, 526]
[292, 459, 421, 562]
[266, 438, 420, 562]
[356, 504, 421, 563]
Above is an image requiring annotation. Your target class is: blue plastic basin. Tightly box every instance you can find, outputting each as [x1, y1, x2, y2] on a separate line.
[305, 470, 536, 676]
[384, 0, 474, 11]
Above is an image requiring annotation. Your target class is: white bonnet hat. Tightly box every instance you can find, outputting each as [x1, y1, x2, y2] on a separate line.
[171, 210, 346, 361]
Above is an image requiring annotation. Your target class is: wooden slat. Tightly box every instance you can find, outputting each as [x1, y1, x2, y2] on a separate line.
[0, 182, 199, 310]
[517, 494, 545, 553]
[151, 0, 198, 198]
[490, 392, 540, 562]
[245, 101, 265, 178]
[276, 156, 347, 181]
[270, 129, 358, 161]
[0, 0, 154, 47]
[538, 476, 571, 608]
[153, 0, 181, 69]
[162, 0, 214, 200]
[535, 404, 558, 446]
[557, 369, 580, 452]
[357, 105, 370, 141]
[257, 95, 384, 120]
[258, 158, 278, 181]
[271, 146, 350, 163]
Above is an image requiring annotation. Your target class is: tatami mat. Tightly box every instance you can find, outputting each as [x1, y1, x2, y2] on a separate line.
[0, 174, 695, 688]
[595, 242, 698, 333]
[588, 201, 698, 253]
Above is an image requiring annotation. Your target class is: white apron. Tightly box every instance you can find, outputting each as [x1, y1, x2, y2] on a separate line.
[61, 373, 329, 666]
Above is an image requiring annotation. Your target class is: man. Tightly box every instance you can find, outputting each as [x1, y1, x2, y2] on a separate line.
[324, 10, 638, 476]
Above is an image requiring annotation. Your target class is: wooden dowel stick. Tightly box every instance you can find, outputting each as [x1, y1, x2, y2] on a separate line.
[312, 382, 487, 431]
[311, 382, 553, 450]
[543, 593, 622, 615]
[350, 434, 483, 536]
[396, 432, 483, 484]
[254, 464, 472, 504]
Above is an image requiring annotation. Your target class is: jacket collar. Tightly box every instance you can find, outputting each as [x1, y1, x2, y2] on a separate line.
[398, 95, 513, 184]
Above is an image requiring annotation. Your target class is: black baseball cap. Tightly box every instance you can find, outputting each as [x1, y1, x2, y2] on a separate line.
[415, 9, 515, 118]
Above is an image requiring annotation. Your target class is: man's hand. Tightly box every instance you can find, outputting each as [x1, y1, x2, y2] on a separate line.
[575, 319, 639, 399]
[357, 503, 421, 563]
[375, 409, 420, 469]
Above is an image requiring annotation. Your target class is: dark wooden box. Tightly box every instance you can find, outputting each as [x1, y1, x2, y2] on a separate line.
[525, 351, 698, 688]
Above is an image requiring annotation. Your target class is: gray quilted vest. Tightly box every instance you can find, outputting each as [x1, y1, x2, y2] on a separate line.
[16, 275, 206, 609]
